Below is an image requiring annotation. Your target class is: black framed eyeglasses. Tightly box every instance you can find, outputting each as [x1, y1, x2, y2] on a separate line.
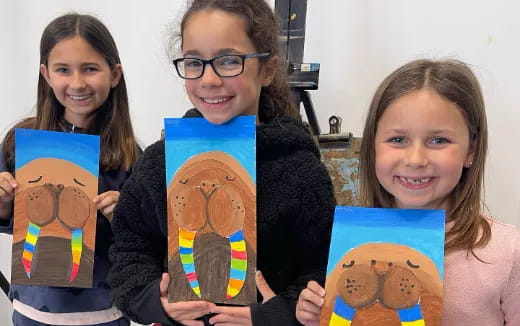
[173, 52, 270, 79]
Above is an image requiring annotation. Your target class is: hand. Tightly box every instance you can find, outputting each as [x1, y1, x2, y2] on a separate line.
[159, 273, 214, 326]
[0, 172, 17, 219]
[296, 281, 325, 326]
[209, 271, 275, 326]
[93, 190, 120, 222]
[0, 172, 17, 203]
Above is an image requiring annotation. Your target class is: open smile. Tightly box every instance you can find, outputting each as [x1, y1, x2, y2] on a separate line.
[396, 176, 435, 189]
[67, 94, 93, 101]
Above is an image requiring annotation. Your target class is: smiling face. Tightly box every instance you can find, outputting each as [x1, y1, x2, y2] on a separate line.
[374, 89, 475, 210]
[181, 9, 276, 125]
[40, 35, 122, 128]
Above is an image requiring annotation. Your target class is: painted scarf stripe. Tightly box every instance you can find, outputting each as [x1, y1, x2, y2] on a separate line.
[26, 233, 38, 245]
[231, 249, 247, 259]
[23, 242, 35, 252]
[179, 228, 201, 298]
[22, 251, 33, 260]
[180, 253, 195, 264]
[182, 263, 196, 274]
[179, 246, 193, 255]
[22, 222, 40, 278]
[69, 229, 83, 282]
[179, 228, 196, 240]
[28, 223, 40, 235]
[401, 321, 425, 326]
[333, 296, 356, 320]
[329, 312, 352, 326]
[229, 268, 246, 280]
[226, 287, 240, 299]
[186, 272, 198, 282]
[230, 258, 247, 271]
[179, 237, 194, 248]
[228, 278, 244, 289]
[226, 230, 247, 299]
[397, 303, 424, 322]
[230, 240, 246, 251]
[229, 231, 244, 242]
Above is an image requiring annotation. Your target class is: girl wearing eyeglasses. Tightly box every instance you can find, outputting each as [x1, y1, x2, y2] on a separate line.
[108, 0, 336, 325]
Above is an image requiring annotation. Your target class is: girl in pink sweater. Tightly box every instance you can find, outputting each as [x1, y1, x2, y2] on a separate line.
[296, 59, 520, 326]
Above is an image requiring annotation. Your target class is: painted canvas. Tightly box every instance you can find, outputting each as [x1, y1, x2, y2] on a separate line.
[165, 116, 256, 304]
[12, 129, 100, 288]
[322, 206, 445, 326]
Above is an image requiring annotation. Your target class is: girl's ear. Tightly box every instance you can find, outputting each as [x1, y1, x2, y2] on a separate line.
[261, 55, 279, 87]
[464, 140, 477, 168]
[110, 64, 123, 88]
[40, 64, 51, 86]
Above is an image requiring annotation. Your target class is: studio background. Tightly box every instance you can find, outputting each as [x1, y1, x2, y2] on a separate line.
[2, 1, 520, 324]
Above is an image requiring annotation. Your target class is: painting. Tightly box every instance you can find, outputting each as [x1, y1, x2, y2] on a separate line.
[11, 129, 100, 288]
[322, 206, 445, 326]
[165, 116, 256, 304]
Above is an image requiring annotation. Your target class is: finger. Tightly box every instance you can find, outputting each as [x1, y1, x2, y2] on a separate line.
[212, 323, 245, 326]
[300, 288, 324, 307]
[95, 193, 119, 209]
[299, 300, 322, 315]
[296, 310, 321, 325]
[0, 184, 14, 202]
[255, 271, 275, 302]
[180, 320, 204, 326]
[166, 301, 213, 320]
[93, 190, 119, 204]
[210, 306, 248, 317]
[307, 280, 326, 297]
[0, 172, 17, 188]
[159, 273, 170, 297]
[209, 313, 248, 325]
[100, 203, 116, 218]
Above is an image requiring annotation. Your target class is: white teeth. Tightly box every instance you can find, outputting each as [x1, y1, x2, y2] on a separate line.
[203, 98, 228, 104]
[69, 95, 91, 101]
[399, 177, 431, 185]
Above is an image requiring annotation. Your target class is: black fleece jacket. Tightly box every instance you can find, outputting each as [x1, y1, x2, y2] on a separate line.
[109, 110, 335, 326]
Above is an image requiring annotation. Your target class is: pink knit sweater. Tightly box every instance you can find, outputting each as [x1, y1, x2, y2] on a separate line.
[442, 218, 520, 325]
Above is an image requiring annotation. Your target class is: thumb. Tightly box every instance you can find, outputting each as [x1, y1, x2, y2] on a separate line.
[256, 271, 275, 303]
[159, 273, 170, 297]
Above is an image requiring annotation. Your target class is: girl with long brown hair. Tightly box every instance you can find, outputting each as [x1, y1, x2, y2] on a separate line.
[0, 13, 139, 326]
[296, 59, 520, 325]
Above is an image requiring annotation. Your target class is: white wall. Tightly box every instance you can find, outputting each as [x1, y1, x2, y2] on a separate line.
[1, 0, 519, 324]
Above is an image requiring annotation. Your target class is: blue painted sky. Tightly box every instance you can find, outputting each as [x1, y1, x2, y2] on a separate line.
[15, 129, 100, 176]
[164, 116, 256, 186]
[327, 206, 445, 278]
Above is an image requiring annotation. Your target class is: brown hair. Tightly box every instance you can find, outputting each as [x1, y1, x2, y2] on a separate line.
[3, 13, 138, 171]
[359, 59, 490, 254]
[175, 0, 298, 122]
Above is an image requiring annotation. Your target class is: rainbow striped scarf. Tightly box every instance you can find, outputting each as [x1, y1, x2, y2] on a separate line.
[21, 222, 83, 282]
[178, 228, 248, 300]
[329, 296, 425, 326]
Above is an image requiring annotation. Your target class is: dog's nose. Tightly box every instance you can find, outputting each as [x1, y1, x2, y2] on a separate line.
[371, 260, 393, 274]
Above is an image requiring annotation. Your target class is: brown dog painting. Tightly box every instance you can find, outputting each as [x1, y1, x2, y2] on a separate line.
[321, 207, 445, 326]
[164, 116, 256, 304]
[12, 129, 99, 288]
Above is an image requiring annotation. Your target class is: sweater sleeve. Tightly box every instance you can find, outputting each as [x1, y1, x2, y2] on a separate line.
[282, 155, 335, 301]
[501, 227, 520, 325]
[108, 149, 173, 325]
